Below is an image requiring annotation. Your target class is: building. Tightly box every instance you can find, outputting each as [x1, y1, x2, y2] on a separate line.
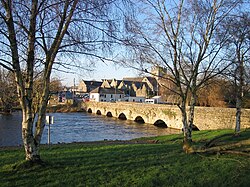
[78, 80, 103, 93]
[142, 77, 158, 95]
[110, 79, 123, 88]
[150, 65, 168, 80]
[90, 87, 125, 102]
[101, 79, 112, 88]
[122, 77, 158, 98]
[61, 66, 170, 103]
[124, 96, 145, 102]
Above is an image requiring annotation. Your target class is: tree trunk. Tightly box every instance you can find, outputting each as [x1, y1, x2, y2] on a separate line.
[22, 111, 40, 161]
[21, 70, 50, 162]
[235, 51, 244, 134]
[182, 112, 190, 141]
[191, 139, 250, 155]
[235, 96, 242, 134]
[180, 101, 192, 144]
[188, 92, 196, 136]
[35, 85, 50, 144]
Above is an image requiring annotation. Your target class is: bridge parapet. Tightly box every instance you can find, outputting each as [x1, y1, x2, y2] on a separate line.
[83, 101, 250, 130]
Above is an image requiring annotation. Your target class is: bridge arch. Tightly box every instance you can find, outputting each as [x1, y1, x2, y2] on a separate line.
[192, 124, 199, 131]
[96, 110, 101, 115]
[118, 113, 127, 120]
[154, 119, 168, 128]
[106, 111, 113, 117]
[87, 108, 92, 113]
[134, 116, 145, 124]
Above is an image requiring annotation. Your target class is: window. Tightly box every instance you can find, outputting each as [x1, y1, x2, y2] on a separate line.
[120, 95, 122, 98]
[111, 95, 113, 98]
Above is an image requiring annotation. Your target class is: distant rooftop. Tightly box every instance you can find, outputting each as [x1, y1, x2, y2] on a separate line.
[90, 87, 124, 94]
[82, 80, 102, 86]
[123, 77, 144, 82]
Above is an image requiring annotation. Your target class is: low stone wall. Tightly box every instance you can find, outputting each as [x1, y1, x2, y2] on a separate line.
[83, 101, 250, 130]
[194, 106, 250, 130]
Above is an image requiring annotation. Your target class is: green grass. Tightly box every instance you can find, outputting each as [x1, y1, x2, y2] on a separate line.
[0, 130, 250, 187]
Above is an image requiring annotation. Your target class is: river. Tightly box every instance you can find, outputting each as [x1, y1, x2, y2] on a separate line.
[0, 112, 180, 147]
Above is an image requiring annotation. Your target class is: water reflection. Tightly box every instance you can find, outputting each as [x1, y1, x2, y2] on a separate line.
[0, 112, 181, 147]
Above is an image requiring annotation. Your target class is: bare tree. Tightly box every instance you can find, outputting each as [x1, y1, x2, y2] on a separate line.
[196, 78, 227, 107]
[33, 75, 63, 114]
[123, 0, 240, 148]
[0, 0, 124, 162]
[220, 10, 250, 134]
[0, 68, 18, 113]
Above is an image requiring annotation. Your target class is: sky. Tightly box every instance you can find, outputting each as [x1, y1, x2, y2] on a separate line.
[56, 61, 139, 86]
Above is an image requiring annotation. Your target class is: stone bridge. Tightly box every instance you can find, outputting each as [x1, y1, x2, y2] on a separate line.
[83, 102, 250, 130]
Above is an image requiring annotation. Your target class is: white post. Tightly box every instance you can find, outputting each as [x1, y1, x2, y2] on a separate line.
[46, 115, 54, 146]
[48, 123, 50, 145]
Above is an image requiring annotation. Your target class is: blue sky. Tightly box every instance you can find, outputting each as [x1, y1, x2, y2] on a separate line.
[57, 61, 139, 86]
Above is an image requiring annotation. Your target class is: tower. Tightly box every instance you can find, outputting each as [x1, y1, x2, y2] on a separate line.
[151, 66, 167, 80]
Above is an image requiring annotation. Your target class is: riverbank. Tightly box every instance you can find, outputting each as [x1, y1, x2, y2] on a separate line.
[0, 107, 22, 115]
[1, 129, 250, 186]
[0, 104, 82, 114]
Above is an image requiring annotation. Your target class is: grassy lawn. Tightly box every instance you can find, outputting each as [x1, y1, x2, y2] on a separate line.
[0, 130, 250, 187]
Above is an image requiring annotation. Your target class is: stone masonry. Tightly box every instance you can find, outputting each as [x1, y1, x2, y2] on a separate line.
[83, 102, 250, 130]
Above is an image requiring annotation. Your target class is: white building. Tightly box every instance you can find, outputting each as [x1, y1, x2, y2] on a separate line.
[124, 96, 145, 103]
[90, 87, 125, 102]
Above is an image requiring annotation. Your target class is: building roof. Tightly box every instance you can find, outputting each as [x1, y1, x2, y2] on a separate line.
[133, 82, 144, 89]
[144, 77, 157, 85]
[122, 80, 133, 86]
[115, 80, 123, 86]
[123, 77, 144, 82]
[83, 80, 102, 87]
[90, 87, 124, 94]
[143, 77, 158, 91]
[111, 79, 123, 87]
[101, 79, 113, 83]
[122, 77, 158, 89]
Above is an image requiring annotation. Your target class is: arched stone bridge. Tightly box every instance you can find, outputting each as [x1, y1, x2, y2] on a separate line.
[83, 102, 250, 130]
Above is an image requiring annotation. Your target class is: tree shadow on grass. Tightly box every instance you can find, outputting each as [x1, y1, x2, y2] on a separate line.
[12, 159, 48, 171]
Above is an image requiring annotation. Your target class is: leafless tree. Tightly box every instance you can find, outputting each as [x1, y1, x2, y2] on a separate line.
[220, 9, 250, 134]
[0, 0, 125, 162]
[0, 68, 18, 113]
[123, 0, 241, 147]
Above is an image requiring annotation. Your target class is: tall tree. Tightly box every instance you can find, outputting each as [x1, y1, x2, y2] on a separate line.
[0, 0, 123, 161]
[220, 10, 250, 134]
[123, 0, 240, 148]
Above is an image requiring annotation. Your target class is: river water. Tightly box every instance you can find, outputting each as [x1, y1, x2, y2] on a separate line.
[0, 112, 180, 147]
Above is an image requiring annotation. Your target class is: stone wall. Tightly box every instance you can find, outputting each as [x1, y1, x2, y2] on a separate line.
[83, 101, 250, 130]
[194, 106, 250, 130]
